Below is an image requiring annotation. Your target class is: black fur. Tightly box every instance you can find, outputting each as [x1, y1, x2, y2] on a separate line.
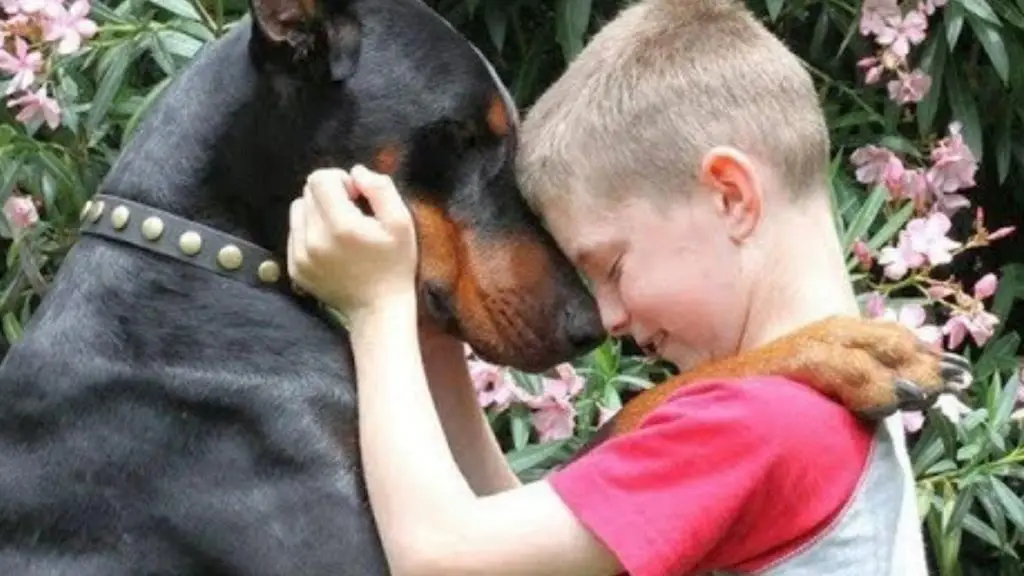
[0, 1, 603, 573]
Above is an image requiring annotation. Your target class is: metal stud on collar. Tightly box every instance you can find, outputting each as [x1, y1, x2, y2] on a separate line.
[77, 194, 290, 291]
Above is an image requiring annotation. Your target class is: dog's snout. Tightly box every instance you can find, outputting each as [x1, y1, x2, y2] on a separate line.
[561, 300, 606, 354]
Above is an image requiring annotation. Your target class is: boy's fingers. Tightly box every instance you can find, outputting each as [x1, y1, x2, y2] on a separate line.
[287, 198, 307, 277]
[306, 169, 370, 235]
[350, 164, 411, 229]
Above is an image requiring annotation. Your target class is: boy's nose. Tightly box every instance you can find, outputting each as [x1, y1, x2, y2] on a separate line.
[596, 295, 629, 338]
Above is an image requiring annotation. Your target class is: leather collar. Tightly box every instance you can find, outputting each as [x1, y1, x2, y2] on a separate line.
[78, 194, 287, 291]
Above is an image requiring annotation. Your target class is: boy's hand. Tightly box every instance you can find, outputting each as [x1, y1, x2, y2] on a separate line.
[287, 165, 418, 322]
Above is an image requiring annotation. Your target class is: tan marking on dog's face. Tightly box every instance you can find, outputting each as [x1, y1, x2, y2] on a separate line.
[372, 144, 403, 175]
[485, 93, 511, 138]
[407, 198, 580, 370]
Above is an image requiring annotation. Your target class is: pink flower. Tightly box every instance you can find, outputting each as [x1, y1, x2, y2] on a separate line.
[860, 0, 902, 36]
[943, 309, 999, 348]
[917, 0, 948, 15]
[597, 405, 620, 427]
[2, 0, 50, 14]
[530, 397, 577, 443]
[42, 0, 98, 54]
[853, 239, 873, 269]
[0, 37, 43, 94]
[7, 86, 61, 128]
[904, 212, 961, 266]
[864, 291, 887, 318]
[857, 56, 884, 85]
[850, 145, 904, 186]
[2, 193, 37, 230]
[878, 232, 925, 280]
[875, 10, 928, 58]
[927, 283, 956, 300]
[883, 303, 942, 347]
[973, 273, 998, 300]
[889, 167, 930, 207]
[927, 122, 978, 194]
[887, 69, 932, 104]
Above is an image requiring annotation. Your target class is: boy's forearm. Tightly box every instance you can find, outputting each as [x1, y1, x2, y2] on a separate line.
[419, 336, 522, 495]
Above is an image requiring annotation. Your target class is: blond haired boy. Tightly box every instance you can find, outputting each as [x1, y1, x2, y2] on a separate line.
[286, 0, 932, 574]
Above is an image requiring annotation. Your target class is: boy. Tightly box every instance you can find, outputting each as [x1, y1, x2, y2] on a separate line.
[286, 0, 930, 574]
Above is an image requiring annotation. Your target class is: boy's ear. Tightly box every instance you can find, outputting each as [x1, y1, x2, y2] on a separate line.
[249, 0, 361, 82]
[699, 146, 763, 242]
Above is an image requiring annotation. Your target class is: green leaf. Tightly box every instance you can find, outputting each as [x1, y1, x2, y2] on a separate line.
[946, 1, 967, 47]
[840, 185, 888, 251]
[989, 476, 1024, 531]
[917, 33, 947, 136]
[555, 0, 591, 62]
[956, 0, 1002, 24]
[974, 332, 1021, 382]
[996, 108, 1013, 183]
[992, 369, 1021, 429]
[122, 76, 173, 147]
[945, 63, 984, 163]
[866, 200, 914, 250]
[483, 1, 507, 52]
[765, 0, 785, 21]
[86, 42, 139, 136]
[506, 439, 572, 473]
[966, 13, 1010, 84]
[147, 0, 201, 20]
[962, 513, 1004, 550]
[2, 311, 22, 344]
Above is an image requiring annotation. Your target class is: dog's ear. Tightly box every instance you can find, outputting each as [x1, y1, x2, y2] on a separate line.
[249, 0, 360, 82]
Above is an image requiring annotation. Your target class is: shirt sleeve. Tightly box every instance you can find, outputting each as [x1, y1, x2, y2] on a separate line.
[546, 377, 873, 576]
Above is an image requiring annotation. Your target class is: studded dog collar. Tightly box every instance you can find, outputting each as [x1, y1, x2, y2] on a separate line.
[78, 194, 286, 290]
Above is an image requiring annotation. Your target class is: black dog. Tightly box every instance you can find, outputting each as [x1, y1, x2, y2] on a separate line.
[0, 0, 606, 573]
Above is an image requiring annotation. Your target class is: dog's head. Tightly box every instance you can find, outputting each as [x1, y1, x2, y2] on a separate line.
[245, 0, 605, 372]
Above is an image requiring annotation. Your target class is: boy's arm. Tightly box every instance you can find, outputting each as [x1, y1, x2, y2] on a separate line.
[351, 297, 624, 576]
[418, 331, 522, 495]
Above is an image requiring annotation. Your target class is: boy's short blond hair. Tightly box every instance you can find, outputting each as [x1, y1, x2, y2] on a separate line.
[517, 0, 830, 212]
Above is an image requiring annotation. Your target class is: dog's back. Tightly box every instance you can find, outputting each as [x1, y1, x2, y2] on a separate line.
[0, 22, 390, 575]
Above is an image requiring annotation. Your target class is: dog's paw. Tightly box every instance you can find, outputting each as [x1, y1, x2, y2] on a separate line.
[774, 316, 972, 420]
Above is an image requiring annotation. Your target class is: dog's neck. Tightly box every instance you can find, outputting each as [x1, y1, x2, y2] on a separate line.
[96, 20, 311, 255]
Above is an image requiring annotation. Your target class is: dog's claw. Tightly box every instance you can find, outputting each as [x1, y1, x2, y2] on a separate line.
[941, 352, 972, 372]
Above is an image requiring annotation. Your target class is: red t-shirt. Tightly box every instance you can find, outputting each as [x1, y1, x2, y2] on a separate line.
[547, 376, 875, 576]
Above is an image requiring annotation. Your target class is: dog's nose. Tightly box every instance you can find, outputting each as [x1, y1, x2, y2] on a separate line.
[423, 281, 457, 331]
[561, 301, 606, 353]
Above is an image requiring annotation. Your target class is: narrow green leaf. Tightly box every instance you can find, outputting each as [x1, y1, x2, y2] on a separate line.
[945, 63, 984, 162]
[962, 513, 1004, 549]
[122, 75, 173, 147]
[866, 200, 914, 250]
[765, 0, 785, 20]
[957, 0, 1002, 24]
[506, 439, 571, 473]
[86, 42, 138, 136]
[917, 33, 946, 136]
[966, 13, 1010, 84]
[555, 0, 591, 62]
[2, 311, 22, 344]
[989, 476, 1024, 531]
[483, 1, 507, 52]
[946, 1, 967, 46]
[841, 185, 888, 251]
[147, 0, 201, 21]
[996, 108, 1013, 183]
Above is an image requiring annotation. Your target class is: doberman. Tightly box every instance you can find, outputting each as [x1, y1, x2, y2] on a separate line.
[0, 0, 967, 573]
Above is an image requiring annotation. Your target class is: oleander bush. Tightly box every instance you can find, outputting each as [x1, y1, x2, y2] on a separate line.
[1, 0, 1022, 573]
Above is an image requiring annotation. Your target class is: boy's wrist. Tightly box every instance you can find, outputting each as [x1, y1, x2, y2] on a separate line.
[348, 289, 418, 334]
